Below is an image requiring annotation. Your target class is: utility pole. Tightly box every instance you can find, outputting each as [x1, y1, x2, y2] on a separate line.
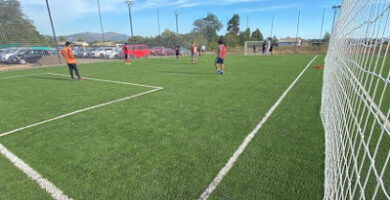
[270, 12, 275, 39]
[331, 5, 341, 32]
[126, 0, 135, 45]
[97, 0, 105, 42]
[157, 8, 161, 36]
[246, 15, 249, 29]
[175, 11, 179, 35]
[295, 10, 301, 54]
[45, 0, 61, 64]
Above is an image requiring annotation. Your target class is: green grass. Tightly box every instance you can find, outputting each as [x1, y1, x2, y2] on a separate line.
[0, 54, 326, 199]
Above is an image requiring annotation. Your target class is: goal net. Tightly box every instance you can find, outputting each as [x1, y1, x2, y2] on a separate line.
[244, 41, 264, 56]
[321, 1, 390, 199]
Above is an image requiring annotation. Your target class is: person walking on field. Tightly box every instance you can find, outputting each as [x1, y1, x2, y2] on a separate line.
[191, 42, 197, 64]
[122, 43, 131, 64]
[215, 39, 226, 75]
[61, 42, 83, 81]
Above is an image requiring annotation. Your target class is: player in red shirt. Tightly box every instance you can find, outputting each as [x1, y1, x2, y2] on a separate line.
[122, 43, 130, 65]
[215, 39, 226, 75]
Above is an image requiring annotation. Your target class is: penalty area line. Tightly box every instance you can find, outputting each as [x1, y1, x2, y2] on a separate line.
[198, 55, 319, 200]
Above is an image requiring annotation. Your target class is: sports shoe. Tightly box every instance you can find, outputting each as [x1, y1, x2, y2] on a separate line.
[217, 70, 221, 74]
[79, 78, 85, 81]
[220, 71, 224, 75]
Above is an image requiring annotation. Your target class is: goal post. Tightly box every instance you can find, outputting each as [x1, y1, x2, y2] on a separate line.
[321, 1, 390, 200]
[244, 41, 264, 56]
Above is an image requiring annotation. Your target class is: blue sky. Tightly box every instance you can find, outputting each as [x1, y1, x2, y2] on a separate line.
[20, 0, 341, 39]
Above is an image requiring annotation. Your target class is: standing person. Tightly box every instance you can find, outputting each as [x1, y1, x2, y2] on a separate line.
[198, 45, 202, 56]
[61, 42, 83, 81]
[201, 45, 206, 55]
[215, 39, 226, 75]
[122, 43, 131, 65]
[262, 42, 266, 56]
[253, 44, 257, 54]
[191, 42, 197, 64]
[269, 43, 274, 55]
[175, 43, 180, 62]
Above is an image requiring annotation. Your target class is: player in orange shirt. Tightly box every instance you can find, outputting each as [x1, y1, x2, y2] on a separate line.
[60, 42, 83, 80]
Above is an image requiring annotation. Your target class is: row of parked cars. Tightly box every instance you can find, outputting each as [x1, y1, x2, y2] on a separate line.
[0, 44, 191, 65]
[0, 48, 50, 64]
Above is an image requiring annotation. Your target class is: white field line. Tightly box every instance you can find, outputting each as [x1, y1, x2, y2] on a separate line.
[0, 73, 163, 200]
[0, 143, 73, 200]
[199, 55, 319, 200]
[46, 73, 163, 89]
[0, 73, 45, 81]
[0, 88, 161, 138]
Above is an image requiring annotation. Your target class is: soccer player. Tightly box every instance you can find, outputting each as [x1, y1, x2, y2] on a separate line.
[262, 42, 266, 56]
[191, 42, 197, 64]
[61, 42, 83, 81]
[122, 43, 130, 64]
[175, 43, 180, 61]
[266, 40, 271, 56]
[215, 39, 226, 75]
[269, 43, 274, 55]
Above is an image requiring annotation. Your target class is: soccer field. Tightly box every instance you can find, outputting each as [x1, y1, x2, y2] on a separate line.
[0, 54, 326, 199]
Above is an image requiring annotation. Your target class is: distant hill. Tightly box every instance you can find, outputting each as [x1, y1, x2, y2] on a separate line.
[61, 32, 130, 42]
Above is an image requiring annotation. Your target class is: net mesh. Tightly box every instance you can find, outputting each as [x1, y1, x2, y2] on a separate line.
[244, 41, 264, 56]
[322, 0, 390, 199]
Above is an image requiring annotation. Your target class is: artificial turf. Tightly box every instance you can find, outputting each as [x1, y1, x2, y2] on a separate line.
[0, 54, 326, 199]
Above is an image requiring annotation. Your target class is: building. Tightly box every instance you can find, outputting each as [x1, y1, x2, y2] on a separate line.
[278, 37, 309, 47]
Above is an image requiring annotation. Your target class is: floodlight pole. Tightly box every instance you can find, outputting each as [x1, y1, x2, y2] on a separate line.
[270, 12, 274, 39]
[157, 8, 161, 36]
[175, 11, 179, 35]
[331, 5, 341, 33]
[318, 8, 325, 54]
[126, 0, 135, 45]
[97, 0, 105, 42]
[295, 10, 301, 54]
[45, 0, 61, 64]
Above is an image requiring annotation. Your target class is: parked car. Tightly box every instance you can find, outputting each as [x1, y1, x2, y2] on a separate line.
[151, 47, 165, 56]
[91, 47, 115, 58]
[105, 49, 124, 59]
[8, 49, 48, 64]
[127, 45, 150, 58]
[0, 48, 31, 63]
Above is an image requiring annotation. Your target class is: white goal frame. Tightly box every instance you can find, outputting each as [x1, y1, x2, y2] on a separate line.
[244, 41, 264, 56]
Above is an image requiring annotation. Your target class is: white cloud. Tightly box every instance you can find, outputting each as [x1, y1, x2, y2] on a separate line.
[235, 3, 302, 13]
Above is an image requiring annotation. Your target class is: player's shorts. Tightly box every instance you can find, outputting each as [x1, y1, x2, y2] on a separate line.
[262, 49, 265, 54]
[192, 53, 197, 57]
[176, 51, 180, 56]
[125, 54, 128, 59]
[215, 57, 224, 64]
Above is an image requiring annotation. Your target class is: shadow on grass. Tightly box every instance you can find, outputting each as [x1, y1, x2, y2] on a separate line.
[156, 71, 216, 76]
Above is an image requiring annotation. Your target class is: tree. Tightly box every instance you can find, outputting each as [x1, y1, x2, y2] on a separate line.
[193, 13, 222, 42]
[0, 0, 46, 45]
[225, 33, 240, 48]
[239, 28, 251, 45]
[77, 38, 84, 42]
[227, 14, 240, 35]
[323, 32, 331, 43]
[59, 36, 66, 42]
[251, 29, 263, 41]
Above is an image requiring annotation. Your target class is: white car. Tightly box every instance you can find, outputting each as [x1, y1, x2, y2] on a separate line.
[105, 49, 122, 59]
[91, 47, 115, 58]
[0, 48, 30, 63]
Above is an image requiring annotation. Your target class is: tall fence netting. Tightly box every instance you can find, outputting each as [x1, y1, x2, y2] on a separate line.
[322, 0, 390, 199]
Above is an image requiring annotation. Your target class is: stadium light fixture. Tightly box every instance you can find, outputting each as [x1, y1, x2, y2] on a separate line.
[331, 5, 342, 32]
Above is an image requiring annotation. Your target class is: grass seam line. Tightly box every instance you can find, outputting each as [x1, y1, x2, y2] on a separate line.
[0, 143, 73, 200]
[198, 55, 319, 200]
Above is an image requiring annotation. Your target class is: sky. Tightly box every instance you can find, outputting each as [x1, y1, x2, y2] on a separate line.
[20, 0, 342, 39]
